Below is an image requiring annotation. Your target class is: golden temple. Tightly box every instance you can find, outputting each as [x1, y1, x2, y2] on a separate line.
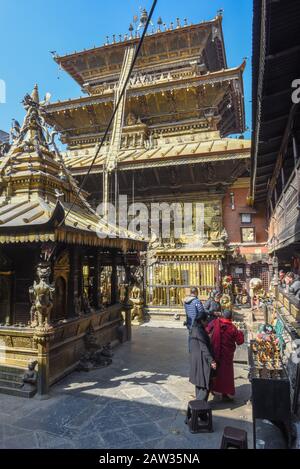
[42, 12, 261, 319]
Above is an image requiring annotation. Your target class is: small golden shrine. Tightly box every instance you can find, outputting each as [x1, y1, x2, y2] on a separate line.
[0, 86, 146, 397]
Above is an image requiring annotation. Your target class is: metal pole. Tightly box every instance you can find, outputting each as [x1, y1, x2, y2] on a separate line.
[103, 170, 109, 221]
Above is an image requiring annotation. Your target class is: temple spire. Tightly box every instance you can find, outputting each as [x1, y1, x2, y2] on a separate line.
[31, 84, 40, 104]
[14, 85, 49, 150]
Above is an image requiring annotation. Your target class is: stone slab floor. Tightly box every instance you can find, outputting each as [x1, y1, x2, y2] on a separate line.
[0, 323, 253, 449]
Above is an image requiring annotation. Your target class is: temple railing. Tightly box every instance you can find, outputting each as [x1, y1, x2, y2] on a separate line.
[0, 327, 37, 369]
[0, 304, 124, 385]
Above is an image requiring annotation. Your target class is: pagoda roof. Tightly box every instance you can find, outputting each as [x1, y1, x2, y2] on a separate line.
[0, 86, 146, 249]
[47, 65, 244, 111]
[66, 135, 251, 175]
[54, 15, 227, 89]
[44, 64, 246, 139]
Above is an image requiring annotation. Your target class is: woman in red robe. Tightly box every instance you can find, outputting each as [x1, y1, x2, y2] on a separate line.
[206, 310, 244, 398]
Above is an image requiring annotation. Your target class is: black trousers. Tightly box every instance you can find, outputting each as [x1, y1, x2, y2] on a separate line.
[195, 386, 209, 401]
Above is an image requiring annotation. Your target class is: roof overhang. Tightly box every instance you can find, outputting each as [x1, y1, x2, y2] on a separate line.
[251, 0, 300, 203]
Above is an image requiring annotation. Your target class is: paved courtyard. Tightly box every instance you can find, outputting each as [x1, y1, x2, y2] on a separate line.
[0, 323, 253, 449]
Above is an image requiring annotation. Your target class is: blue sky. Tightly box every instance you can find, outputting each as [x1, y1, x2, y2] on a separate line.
[0, 0, 252, 137]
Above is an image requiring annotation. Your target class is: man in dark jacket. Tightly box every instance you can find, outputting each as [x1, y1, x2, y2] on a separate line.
[204, 291, 222, 322]
[189, 312, 217, 401]
[184, 287, 205, 351]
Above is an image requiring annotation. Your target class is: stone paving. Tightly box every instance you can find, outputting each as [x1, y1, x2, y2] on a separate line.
[0, 323, 253, 449]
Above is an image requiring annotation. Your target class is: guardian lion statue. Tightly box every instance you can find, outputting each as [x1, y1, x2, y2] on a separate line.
[29, 262, 55, 328]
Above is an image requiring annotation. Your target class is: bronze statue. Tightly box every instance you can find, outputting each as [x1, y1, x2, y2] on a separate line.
[79, 326, 113, 369]
[129, 266, 145, 323]
[21, 360, 38, 392]
[9, 118, 21, 143]
[29, 262, 55, 328]
[126, 112, 137, 126]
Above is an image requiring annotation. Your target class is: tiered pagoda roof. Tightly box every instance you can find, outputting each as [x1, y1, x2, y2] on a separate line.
[44, 14, 247, 149]
[53, 15, 227, 90]
[0, 86, 145, 249]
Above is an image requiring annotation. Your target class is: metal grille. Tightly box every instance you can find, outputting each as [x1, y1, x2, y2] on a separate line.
[250, 263, 270, 292]
[146, 261, 218, 307]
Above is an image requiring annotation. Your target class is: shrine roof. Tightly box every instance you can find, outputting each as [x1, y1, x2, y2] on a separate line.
[0, 86, 146, 249]
[0, 196, 145, 249]
[53, 15, 227, 88]
[44, 64, 246, 138]
[46, 65, 245, 111]
[66, 136, 251, 175]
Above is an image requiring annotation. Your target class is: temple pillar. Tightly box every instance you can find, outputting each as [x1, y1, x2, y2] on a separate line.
[67, 246, 76, 317]
[78, 248, 84, 305]
[34, 330, 53, 399]
[122, 265, 133, 341]
[73, 246, 82, 315]
[91, 250, 101, 309]
[0, 272, 13, 326]
[111, 252, 118, 305]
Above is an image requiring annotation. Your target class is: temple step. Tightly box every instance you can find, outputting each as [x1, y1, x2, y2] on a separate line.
[0, 370, 24, 384]
[146, 308, 186, 322]
[0, 365, 24, 375]
[0, 384, 36, 398]
[0, 378, 22, 389]
[0, 365, 36, 398]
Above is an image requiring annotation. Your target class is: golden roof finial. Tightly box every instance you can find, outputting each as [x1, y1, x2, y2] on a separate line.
[31, 84, 39, 104]
[140, 8, 148, 26]
[137, 7, 153, 31]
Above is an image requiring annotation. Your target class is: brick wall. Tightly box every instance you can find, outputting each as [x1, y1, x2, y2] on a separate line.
[223, 180, 268, 245]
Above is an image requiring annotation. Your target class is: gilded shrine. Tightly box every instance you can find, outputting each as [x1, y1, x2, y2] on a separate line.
[43, 12, 252, 318]
[0, 86, 146, 396]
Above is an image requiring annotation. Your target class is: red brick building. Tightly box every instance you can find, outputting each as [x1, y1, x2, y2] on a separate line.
[223, 178, 269, 292]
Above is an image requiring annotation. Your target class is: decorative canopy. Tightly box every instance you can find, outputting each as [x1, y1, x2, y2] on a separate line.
[0, 86, 146, 250]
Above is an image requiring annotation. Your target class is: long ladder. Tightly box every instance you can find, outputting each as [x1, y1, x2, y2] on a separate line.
[103, 45, 136, 218]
